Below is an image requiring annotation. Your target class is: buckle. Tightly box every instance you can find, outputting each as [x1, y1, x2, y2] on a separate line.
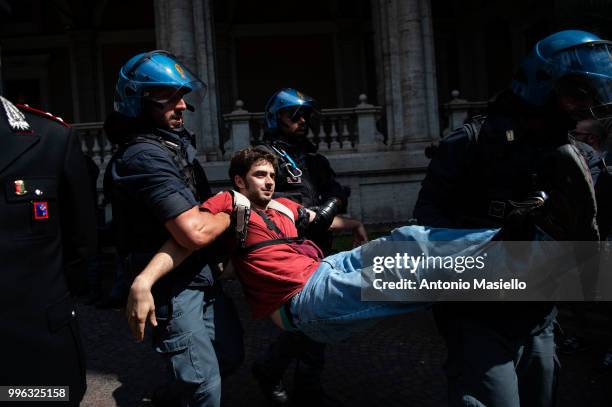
[488, 200, 506, 219]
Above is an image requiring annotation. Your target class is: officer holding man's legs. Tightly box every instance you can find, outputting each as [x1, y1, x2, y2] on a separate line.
[253, 88, 350, 406]
[415, 30, 612, 406]
[105, 51, 243, 406]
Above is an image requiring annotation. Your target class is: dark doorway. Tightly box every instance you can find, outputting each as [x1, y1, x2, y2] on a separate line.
[234, 34, 337, 111]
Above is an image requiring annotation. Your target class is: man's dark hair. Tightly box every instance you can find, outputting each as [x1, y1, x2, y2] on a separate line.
[229, 147, 278, 189]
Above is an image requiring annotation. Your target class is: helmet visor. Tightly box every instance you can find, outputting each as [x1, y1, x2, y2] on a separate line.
[138, 54, 207, 111]
[278, 103, 321, 133]
[143, 83, 207, 112]
[280, 103, 320, 123]
[552, 42, 612, 76]
[552, 43, 612, 118]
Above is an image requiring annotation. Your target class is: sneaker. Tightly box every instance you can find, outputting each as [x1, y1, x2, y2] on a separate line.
[252, 362, 289, 405]
[559, 335, 590, 355]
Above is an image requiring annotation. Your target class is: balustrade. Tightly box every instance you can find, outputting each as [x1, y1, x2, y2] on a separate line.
[222, 94, 384, 157]
[71, 122, 111, 205]
[442, 90, 488, 137]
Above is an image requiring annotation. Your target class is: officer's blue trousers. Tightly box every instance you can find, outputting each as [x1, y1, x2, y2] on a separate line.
[443, 317, 558, 407]
[288, 225, 558, 405]
[153, 284, 244, 407]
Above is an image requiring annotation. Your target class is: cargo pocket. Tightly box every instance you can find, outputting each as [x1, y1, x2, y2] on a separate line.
[155, 332, 204, 384]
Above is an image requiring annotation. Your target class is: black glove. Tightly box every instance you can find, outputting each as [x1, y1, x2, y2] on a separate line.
[308, 197, 342, 234]
[501, 191, 548, 240]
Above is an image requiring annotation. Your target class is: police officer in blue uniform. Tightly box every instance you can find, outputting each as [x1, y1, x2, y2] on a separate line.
[105, 51, 243, 407]
[0, 96, 97, 405]
[414, 30, 611, 406]
[252, 89, 351, 406]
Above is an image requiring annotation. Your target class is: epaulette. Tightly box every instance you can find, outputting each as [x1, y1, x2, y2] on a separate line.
[16, 104, 70, 128]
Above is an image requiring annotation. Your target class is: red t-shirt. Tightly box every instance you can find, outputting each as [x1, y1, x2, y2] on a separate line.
[201, 192, 321, 318]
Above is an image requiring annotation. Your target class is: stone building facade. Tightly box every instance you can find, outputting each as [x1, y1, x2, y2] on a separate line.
[1, 0, 611, 224]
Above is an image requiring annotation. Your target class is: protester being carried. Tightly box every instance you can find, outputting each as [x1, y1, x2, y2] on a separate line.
[126, 145, 592, 344]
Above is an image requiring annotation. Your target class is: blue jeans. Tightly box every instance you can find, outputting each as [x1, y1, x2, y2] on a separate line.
[153, 283, 244, 407]
[289, 226, 435, 343]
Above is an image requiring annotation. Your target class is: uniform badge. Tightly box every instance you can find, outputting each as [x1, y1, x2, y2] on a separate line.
[0, 96, 30, 131]
[14, 180, 27, 195]
[175, 63, 186, 79]
[33, 201, 49, 220]
[506, 129, 515, 142]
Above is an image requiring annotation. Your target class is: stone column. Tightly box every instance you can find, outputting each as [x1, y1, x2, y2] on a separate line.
[154, 0, 221, 161]
[372, 0, 439, 149]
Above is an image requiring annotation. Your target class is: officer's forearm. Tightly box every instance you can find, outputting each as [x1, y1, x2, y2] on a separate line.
[329, 215, 361, 232]
[166, 207, 231, 250]
[133, 238, 193, 290]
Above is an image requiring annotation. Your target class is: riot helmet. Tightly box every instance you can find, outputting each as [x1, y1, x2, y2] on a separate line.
[264, 88, 320, 131]
[511, 30, 612, 120]
[114, 50, 206, 118]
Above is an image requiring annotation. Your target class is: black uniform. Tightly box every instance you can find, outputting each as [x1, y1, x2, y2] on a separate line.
[254, 134, 349, 405]
[104, 112, 243, 405]
[414, 91, 598, 406]
[0, 97, 97, 405]
[104, 112, 217, 293]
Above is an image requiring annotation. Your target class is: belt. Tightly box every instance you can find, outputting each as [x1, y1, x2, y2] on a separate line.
[279, 299, 299, 331]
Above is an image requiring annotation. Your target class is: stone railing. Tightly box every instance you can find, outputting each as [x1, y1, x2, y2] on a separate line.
[71, 122, 110, 204]
[71, 96, 385, 202]
[442, 90, 488, 137]
[72, 122, 113, 168]
[222, 94, 385, 158]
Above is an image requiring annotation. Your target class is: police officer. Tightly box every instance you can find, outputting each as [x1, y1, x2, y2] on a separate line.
[252, 88, 354, 406]
[414, 30, 610, 406]
[105, 51, 243, 406]
[0, 96, 97, 405]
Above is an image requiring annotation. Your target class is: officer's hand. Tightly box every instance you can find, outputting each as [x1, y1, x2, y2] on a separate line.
[126, 277, 158, 342]
[352, 223, 368, 247]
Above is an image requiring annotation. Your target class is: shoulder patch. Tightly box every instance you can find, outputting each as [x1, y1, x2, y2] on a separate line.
[16, 104, 69, 128]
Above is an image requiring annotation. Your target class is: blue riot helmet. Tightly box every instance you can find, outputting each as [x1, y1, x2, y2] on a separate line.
[264, 88, 320, 131]
[114, 50, 207, 118]
[511, 30, 612, 119]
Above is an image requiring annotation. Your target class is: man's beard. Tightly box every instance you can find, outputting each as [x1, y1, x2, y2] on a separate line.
[244, 180, 272, 207]
[251, 194, 271, 207]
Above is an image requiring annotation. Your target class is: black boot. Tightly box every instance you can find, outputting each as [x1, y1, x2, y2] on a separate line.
[252, 360, 289, 405]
